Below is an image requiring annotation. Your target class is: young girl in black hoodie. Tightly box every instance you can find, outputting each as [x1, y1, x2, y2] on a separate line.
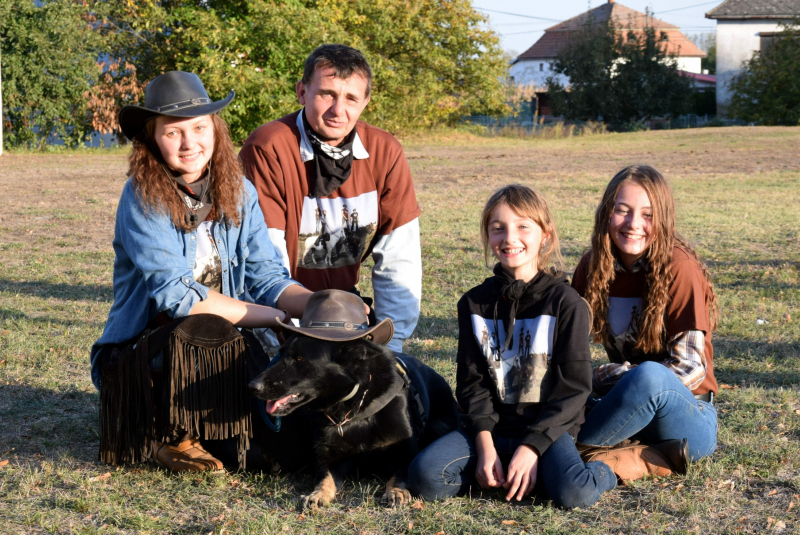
[408, 185, 622, 508]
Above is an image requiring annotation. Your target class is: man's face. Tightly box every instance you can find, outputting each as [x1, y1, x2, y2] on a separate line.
[296, 66, 370, 147]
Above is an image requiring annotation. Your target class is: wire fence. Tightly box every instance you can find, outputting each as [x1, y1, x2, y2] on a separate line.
[463, 113, 749, 136]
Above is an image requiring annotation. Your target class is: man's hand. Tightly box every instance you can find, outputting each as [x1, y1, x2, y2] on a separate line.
[503, 444, 538, 501]
[475, 431, 506, 489]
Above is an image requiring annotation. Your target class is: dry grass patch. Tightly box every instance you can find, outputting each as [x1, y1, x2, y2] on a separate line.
[1, 127, 799, 534]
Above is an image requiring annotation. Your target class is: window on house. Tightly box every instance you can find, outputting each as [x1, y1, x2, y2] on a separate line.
[540, 63, 543, 71]
[760, 32, 779, 53]
[759, 31, 798, 54]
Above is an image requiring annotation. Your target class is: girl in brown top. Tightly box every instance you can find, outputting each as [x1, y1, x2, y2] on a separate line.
[572, 165, 719, 461]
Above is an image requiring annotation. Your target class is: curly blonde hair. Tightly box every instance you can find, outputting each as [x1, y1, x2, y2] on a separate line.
[127, 114, 244, 230]
[584, 165, 719, 353]
[480, 184, 564, 273]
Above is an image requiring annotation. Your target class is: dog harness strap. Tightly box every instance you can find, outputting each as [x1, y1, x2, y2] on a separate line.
[349, 376, 405, 422]
[394, 357, 428, 428]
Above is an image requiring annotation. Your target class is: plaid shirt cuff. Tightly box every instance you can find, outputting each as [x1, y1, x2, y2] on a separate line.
[592, 362, 633, 396]
[664, 330, 706, 390]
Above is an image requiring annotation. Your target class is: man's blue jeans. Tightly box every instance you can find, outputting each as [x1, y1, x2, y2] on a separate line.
[407, 430, 616, 509]
[577, 361, 717, 461]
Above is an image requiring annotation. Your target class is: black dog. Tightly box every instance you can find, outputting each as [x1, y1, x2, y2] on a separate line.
[248, 334, 459, 509]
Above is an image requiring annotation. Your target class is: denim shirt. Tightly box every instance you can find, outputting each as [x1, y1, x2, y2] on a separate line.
[90, 178, 300, 389]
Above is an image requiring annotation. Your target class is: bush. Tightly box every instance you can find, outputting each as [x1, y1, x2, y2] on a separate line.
[1, 0, 102, 148]
[728, 20, 800, 125]
[87, 0, 511, 143]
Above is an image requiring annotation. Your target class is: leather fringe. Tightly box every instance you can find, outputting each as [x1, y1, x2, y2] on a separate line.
[99, 329, 252, 469]
[166, 332, 251, 469]
[99, 332, 155, 465]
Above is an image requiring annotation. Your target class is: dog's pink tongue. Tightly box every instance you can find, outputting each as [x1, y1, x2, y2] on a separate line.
[265, 400, 281, 414]
[265, 394, 295, 415]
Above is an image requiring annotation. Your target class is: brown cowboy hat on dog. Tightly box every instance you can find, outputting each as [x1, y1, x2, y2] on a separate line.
[281, 289, 394, 345]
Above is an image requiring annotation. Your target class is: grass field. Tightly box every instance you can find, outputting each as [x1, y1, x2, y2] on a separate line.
[1, 126, 799, 534]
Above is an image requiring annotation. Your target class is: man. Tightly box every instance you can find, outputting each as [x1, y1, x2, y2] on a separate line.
[240, 44, 421, 354]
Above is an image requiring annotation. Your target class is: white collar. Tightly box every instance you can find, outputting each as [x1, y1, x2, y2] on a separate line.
[296, 110, 369, 163]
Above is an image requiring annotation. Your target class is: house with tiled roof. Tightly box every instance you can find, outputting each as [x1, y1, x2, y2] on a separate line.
[706, 0, 800, 115]
[510, 0, 707, 93]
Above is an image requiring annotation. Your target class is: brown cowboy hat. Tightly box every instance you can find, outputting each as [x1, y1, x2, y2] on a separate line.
[281, 289, 394, 345]
[118, 71, 234, 141]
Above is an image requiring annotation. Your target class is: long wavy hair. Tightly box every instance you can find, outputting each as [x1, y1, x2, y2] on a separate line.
[584, 165, 719, 353]
[480, 184, 564, 274]
[127, 114, 243, 230]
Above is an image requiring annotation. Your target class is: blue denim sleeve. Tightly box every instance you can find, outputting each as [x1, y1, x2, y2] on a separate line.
[372, 218, 422, 353]
[240, 180, 300, 307]
[116, 181, 208, 318]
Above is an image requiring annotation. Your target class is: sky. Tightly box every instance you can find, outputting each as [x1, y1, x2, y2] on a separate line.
[473, 0, 721, 56]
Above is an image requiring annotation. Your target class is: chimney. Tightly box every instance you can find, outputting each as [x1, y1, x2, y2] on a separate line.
[608, 0, 614, 3]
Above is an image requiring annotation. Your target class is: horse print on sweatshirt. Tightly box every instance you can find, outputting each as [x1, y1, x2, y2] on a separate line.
[471, 315, 556, 404]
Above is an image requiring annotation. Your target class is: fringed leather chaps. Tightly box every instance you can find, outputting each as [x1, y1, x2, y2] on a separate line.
[99, 314, 252, 469]
[99, 331, 155, 466]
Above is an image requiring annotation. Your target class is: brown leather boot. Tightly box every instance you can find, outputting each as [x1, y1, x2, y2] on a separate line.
[651, 438, 690, 475]
[154, 437, 224, 472]
[580, 439, 689, 483]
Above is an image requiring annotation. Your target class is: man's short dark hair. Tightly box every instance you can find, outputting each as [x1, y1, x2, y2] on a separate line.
[302, 44, 373, 97]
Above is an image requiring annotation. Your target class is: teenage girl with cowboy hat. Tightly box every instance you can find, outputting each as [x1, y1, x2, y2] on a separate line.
[90, 71, 313, 472]
[572, 164, 719, 464]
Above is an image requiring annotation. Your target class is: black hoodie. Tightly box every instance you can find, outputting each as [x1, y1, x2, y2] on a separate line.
[456, 267, 592, 457]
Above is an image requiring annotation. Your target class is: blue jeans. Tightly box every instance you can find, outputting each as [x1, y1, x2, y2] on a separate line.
[577, 361, 717, 461]
[407, 429, 616, 509]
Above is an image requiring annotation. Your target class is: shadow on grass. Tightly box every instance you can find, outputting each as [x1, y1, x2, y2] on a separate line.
[0, 384, 99, 462]
[707, 259, 800, 269]
[0, 278, 112, 302]
[715, 335, 800, 360]
[0, 306, 106, 328]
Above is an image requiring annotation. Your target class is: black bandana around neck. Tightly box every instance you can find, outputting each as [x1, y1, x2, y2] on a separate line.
[302, 109, 356, 197]
[172, 170, 214, 227]
[492, 263, 567, 351]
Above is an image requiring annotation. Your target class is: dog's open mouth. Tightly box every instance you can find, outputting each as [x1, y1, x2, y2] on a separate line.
[265, 393, 304, 415]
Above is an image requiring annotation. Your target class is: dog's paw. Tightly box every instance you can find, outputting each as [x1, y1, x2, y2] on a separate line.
[300, 491, 332, 510]
[381, 487, 412, 508]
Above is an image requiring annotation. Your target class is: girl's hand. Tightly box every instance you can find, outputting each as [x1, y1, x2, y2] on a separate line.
[475, 431, 506, 488]
[503, 444, 538, 501]
[272, 310, 292, 344]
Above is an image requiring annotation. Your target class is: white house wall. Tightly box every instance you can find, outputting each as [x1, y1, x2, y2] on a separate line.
[510, 60, 568, 90]
[512, 55, 702, 94]
[676, 57, 702, 74]
[716, 18, 790, 115]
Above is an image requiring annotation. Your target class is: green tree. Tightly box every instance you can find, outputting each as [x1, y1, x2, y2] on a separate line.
[88, 0, 509, 142]
[545, 21, 692, 130]
[1, 0, 102, 148]
[544, 20, 617, 125]
[728, 20, 800, 125]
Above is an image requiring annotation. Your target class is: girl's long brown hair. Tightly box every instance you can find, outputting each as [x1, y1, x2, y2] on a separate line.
[127, 114, 243, 230]
[480, 184, 564, 274]
[584, 165, 719, 353]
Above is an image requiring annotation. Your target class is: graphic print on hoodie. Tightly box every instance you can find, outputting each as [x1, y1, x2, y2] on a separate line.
[470, 315, 556, 404]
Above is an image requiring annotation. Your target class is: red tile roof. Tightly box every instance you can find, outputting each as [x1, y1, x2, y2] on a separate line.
[515, 1, 706, 60]
[707, 0, 800, 19]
